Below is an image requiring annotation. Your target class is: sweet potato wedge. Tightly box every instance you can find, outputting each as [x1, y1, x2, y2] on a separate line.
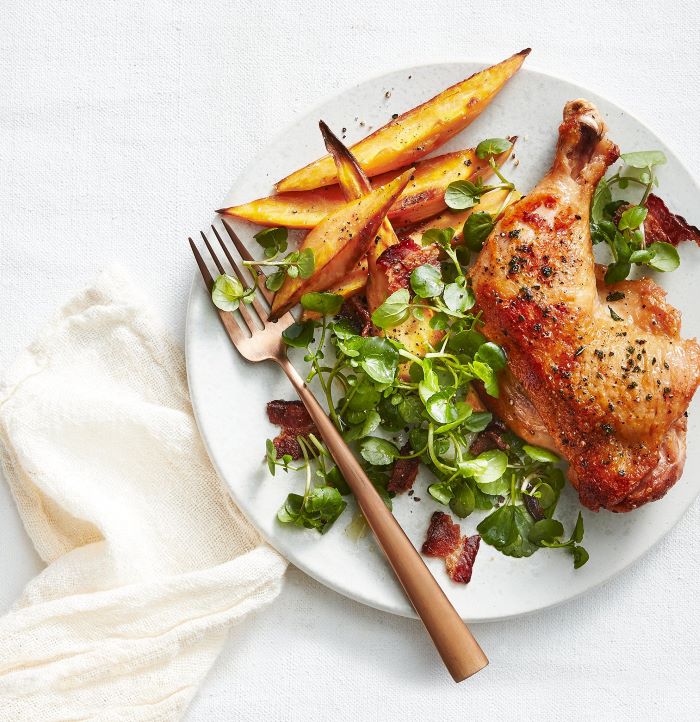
[275, 49, 530, 192]
[270, 169, 413, 320]
[220, 144, 512, 229]
[319, 120, 401, 312]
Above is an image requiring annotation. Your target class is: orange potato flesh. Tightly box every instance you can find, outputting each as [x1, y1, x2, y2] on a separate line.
[270, 169, 413, 320]
[275, 49, 530, 192]
[219, 144, 513, 230]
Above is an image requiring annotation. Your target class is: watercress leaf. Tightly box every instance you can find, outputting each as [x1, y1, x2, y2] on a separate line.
[428, 482, 453, 505]
[618, 205, 648, 231]
[421, 227, 455, 247]
[463, 410, 492, 432]
[471, 360, 499, 397]
[282, 319, 315, 348]
[418, 366, 440, 405]
[286, 265, 299, 279]
[371, 288, 411, 329]
[475, 475, 511, 496]
[522, 444, 559, 463]
[398, 395, 424, 425]
[572, 545, 590, 568]
[604, 262, 631, 284]
[212, 273, 245, 311]
[476, 504, 518, 549]
[410, 264, 444, 298]
[629, 249, 653, 264]
[571, 511, 585, 543]
[646, 242, 680, 272]
[265, 270, 286, 291]
[620, 150, 667, 169]
[265, 439, 277, 476]
[476, 137, 513, 159]
[425, 389, 458, 424]
[533, 482, 556, 510]
[325, 466, 351, 496]
[528, 518, 565, 544]
[500, 506, 539, 558]
[473, 486, 495, 510]
[435, 401, 472, 433]
[472, 449, 508, 484]
[474, 341, 507, 371]
[305, 486, 347, 533]
[448, 329, 487, 356]
[331, 318, 358, 339]
[591, 178, 612, 224]
[346, 375, 381, 411]
[445, 180, 482, 210]
[345, 409, 382, 441]
[463, 211, 495, 251]
[277, 493, 304, 525]
[296, 248, 315, 279]
[355, 336, 399, 384]
[603, 199, 628, 220]
[254, 226, 288, 254]
[429, 312, 449, 330]
[300, 291, 344, 315]
[443, 282, 475, 313]
[359, 437, 400, 466]
[449, 483, 476, 518]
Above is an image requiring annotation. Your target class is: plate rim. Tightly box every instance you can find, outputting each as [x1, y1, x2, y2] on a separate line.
[185, 57, 700, 621]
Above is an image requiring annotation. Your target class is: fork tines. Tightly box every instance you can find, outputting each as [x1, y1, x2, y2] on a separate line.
[188, 221, 271, 335]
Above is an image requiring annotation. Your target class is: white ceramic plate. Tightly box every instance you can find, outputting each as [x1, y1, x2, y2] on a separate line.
[185, 59, 700, 621]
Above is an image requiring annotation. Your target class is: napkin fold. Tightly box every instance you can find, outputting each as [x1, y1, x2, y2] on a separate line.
[0, 267, 287, 721]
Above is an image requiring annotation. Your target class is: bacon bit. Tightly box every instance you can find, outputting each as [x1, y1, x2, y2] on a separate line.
[468, 420, 509, 456]
[422, 512, 480, 584]
[644, 194, 700, 248]
[387, 443, 419, 493]
[266, 400, 318, 460]
[422, 512, 461, 557]
[337, 296, 373, 336]
[376, 238, 440, 294]
[446, 534, 480, 583]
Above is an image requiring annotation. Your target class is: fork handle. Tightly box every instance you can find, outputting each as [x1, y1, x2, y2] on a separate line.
[276, 355, 488, 682]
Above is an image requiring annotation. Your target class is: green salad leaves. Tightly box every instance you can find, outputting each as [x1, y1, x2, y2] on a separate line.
[590, 149, 680, 282]
[264, 234, 588, 569]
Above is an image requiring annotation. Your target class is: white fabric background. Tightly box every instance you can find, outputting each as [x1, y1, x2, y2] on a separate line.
[1, 1, 698, 719]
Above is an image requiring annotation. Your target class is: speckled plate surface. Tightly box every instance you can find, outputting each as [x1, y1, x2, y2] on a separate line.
[185, 59, 700, 621]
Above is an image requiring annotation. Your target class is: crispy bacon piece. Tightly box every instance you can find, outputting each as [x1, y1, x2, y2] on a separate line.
[422, 511, 461, 556]
[644, 194, 700, 248]
[446, 534, 481, 584]
[387, 444, 419, 493]
[468, 420, 509, 456]
[266, 400, 318, 460]
[375, 238, 441, 295]
[422, 511, 480, 584]
[337, 296, 373, 337]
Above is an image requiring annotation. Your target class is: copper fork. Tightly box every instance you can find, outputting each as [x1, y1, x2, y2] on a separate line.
[189, 219, 488, 682]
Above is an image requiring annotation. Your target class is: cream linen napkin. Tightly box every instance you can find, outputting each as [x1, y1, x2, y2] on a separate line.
[0, 267, 288, 721]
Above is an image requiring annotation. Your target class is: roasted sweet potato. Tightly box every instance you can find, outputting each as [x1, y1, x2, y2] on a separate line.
[270, 169, 413, 320]
[317, 122, 442, 362]
[275, 49, 530, 192]
[219, 144, 512, 229]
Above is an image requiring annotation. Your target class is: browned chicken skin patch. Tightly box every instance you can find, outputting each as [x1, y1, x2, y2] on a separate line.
[471, 100, 700, 512]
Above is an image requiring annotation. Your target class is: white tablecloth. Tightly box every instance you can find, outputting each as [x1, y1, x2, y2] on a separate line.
[1, 1, 698, 719]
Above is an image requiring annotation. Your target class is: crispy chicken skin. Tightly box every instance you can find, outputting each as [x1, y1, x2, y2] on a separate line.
[471, 100, 700, 511]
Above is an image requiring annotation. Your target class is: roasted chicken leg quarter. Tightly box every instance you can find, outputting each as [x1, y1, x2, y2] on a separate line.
[471, 100, 700, 512]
